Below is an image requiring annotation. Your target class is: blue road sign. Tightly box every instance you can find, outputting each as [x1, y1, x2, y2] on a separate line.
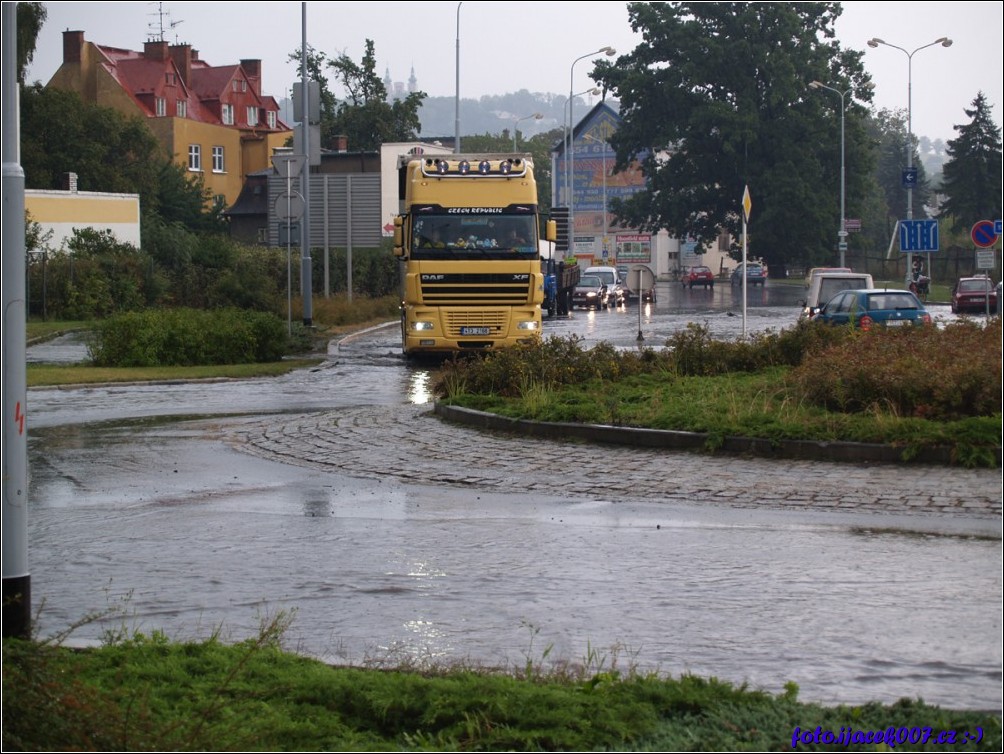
[901, 168, 918, 189]
[899, 219, 939, 253]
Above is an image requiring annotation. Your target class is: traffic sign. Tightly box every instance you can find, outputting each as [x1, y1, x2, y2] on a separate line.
[275, 191, 305, 221]
[901, 168, 918, 189]
[971, 219, 999, 248]
[899, 219, 939, 253]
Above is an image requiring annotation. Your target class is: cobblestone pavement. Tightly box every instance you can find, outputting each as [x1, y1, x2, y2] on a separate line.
[230, 403, 1002, 523]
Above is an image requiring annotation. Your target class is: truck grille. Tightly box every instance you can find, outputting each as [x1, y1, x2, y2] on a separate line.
[420, 273, 531, 306]
[443, 310, 508, 337]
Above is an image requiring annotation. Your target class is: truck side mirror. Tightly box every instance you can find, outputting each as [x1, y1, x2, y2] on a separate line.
[546, 219, 557, 242]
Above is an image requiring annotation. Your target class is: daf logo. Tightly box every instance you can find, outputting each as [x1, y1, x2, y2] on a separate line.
[421, 274, 446, 281]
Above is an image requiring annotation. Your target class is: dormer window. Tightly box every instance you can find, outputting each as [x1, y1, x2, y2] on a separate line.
[222, 104, 234, 125]
[266, 110, 277, 129]
[176, 100, 187, 118]
[155, 97, 166, 116]
[166, 72, 176, 85]
[246, 106, 258, 127]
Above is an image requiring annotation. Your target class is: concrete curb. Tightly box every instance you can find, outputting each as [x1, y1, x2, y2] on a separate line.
[434, 403, 1002, 467]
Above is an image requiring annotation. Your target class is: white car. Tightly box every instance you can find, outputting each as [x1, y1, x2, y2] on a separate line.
[801, 271, 874, 319]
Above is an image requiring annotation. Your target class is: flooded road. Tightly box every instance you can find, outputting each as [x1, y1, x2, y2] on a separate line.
[24, 282, 1002, 711]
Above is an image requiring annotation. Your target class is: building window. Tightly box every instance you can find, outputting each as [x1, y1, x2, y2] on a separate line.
[166, 72, 176, 85]
[213, 194, 226, 208]
[266, 110, 277, 129]
[155, 97, 166, 116]
[188, 144, 201, 171]
[212, 146, 225, 173]
[246, 106, 259, 127]
[176, 100, 187, 118]
[222, 104, 234, 125]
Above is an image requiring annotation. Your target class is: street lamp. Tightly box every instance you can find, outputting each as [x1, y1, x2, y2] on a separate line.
[563, 88, 600, 205]
[810, 81, 851, 268]
[568, 46, 615, 254]
[454, 2, 462, 153]
[867, 36, 952, 280]
[582, 133, 609, 255]
[513, 112, 542, 152]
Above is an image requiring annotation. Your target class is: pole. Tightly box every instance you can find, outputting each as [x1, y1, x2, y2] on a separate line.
[299, 3, 312, 327]
[454, 2, 462, 154]
[2, 1, 31, 638]
[568, 47, 614, 257]
[810, 81, 849, 267]
[867, 37, 952, 284]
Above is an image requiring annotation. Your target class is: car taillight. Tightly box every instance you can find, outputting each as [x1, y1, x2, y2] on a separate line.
[858, 314, 874, 330]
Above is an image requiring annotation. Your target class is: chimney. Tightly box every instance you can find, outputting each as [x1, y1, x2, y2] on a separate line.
[144, 40, 169, 62]
[241, 59, 261, 94]
[169, 44, 193, 87]
[62, 31, 84, 64]
[61, 173, 78, 193]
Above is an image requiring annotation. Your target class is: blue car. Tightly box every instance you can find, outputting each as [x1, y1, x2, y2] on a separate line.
[730, 263, 767, 287]
[814, 289, 932, 330]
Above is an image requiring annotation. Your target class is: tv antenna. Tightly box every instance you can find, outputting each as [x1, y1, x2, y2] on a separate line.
[149, 2, 183, 42]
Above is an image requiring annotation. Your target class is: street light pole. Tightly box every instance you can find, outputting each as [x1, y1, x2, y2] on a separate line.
[454, 2, 462, 153]
[513, 112, 542, 152]
[867, 36, 952, 280]
[568, 46, 614, 256]
[810, 81, 851, 268]
[564, 88, 599, 207]
[583, 133, 608, 257]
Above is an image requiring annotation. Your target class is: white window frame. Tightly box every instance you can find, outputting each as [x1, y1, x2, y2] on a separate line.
[188, 144, 201, 172]
[155, 97, 166, 117]
[222, 103, 234, 125]
[176, 100, 187, 118]
[266, 110, 277, 129]
[212, 146, 225, 173]
[246, 106, 259, 127]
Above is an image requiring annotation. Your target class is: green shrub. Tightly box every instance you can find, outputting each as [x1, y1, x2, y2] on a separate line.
[88, 307, 291, 367]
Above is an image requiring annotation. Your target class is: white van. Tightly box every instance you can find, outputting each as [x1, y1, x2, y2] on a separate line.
[801, 271, 874, 319]
[584, 266, 627, 306]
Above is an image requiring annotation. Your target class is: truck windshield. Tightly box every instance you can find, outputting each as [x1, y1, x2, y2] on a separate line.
[412, 215, 538, 260]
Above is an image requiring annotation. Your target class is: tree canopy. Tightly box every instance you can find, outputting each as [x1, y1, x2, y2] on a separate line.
[592, 1, 876, 270]
[940, 92, 1003, 233]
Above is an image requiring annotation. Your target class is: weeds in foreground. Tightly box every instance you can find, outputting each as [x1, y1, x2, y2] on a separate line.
[5, 607, 1001, 752]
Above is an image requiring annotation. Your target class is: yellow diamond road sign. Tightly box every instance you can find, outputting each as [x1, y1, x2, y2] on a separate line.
[742, 185, 752, 223]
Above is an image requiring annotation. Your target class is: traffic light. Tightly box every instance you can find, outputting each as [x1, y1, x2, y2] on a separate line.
[550, 207, 569, 252]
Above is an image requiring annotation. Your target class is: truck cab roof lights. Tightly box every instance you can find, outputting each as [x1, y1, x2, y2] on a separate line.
[419, 156, 528, 178]
[458, 160, 471, 174]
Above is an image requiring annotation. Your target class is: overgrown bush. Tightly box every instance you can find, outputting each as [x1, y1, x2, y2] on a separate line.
[88, 307, 289, 367]
[787, 317, 1002, 420]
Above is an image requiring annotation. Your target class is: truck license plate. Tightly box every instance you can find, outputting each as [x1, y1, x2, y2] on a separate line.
[460, 326, 491, 336]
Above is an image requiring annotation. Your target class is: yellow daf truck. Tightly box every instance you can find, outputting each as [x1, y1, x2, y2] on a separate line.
[394, 153, 554, 357]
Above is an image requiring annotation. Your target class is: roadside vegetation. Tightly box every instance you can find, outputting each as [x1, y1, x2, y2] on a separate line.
[4, 615, 1001, 752]
[432, 317, 1002, 468]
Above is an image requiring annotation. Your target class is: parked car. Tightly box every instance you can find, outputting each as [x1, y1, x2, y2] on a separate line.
[584, 266, 627, 306]
[804, 267, 852, 287]
[813, 289, 932, 330]
[800, 271, 874, 320]
[731, 263, 767, 287]
[951, 275, 998, 314]
[683, 265, 715, 289]
[571, 274, 609, 310]
[616, 265, 633, 300]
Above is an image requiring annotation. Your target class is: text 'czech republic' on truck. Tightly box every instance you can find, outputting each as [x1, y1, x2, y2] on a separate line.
[394, 153, 555, 357]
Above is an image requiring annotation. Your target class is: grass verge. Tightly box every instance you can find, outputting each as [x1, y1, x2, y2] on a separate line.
[4, 622, 1001, 752]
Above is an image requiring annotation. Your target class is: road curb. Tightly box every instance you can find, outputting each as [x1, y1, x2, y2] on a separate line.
[434, 403, 1001, 467]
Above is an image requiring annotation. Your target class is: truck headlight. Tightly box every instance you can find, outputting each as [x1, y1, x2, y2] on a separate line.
[517, 321, 539, 331]
[412, 321, 435, 331]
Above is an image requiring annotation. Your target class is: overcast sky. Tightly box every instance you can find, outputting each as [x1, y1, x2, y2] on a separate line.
[23, 1, 1004, 144]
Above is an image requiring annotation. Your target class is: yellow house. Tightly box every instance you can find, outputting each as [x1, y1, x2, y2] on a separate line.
[46, 31, 292, 210]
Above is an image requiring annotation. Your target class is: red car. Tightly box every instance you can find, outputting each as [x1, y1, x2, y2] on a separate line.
[683, 265, 715, 288]
[951, 276, 998, 314]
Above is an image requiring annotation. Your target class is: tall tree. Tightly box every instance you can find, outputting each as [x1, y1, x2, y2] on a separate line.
[15, 2, 46, 85]
[940, 92, 1003, 233]
[326, 40, 425, 151]
[592, 2, 875, 270]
